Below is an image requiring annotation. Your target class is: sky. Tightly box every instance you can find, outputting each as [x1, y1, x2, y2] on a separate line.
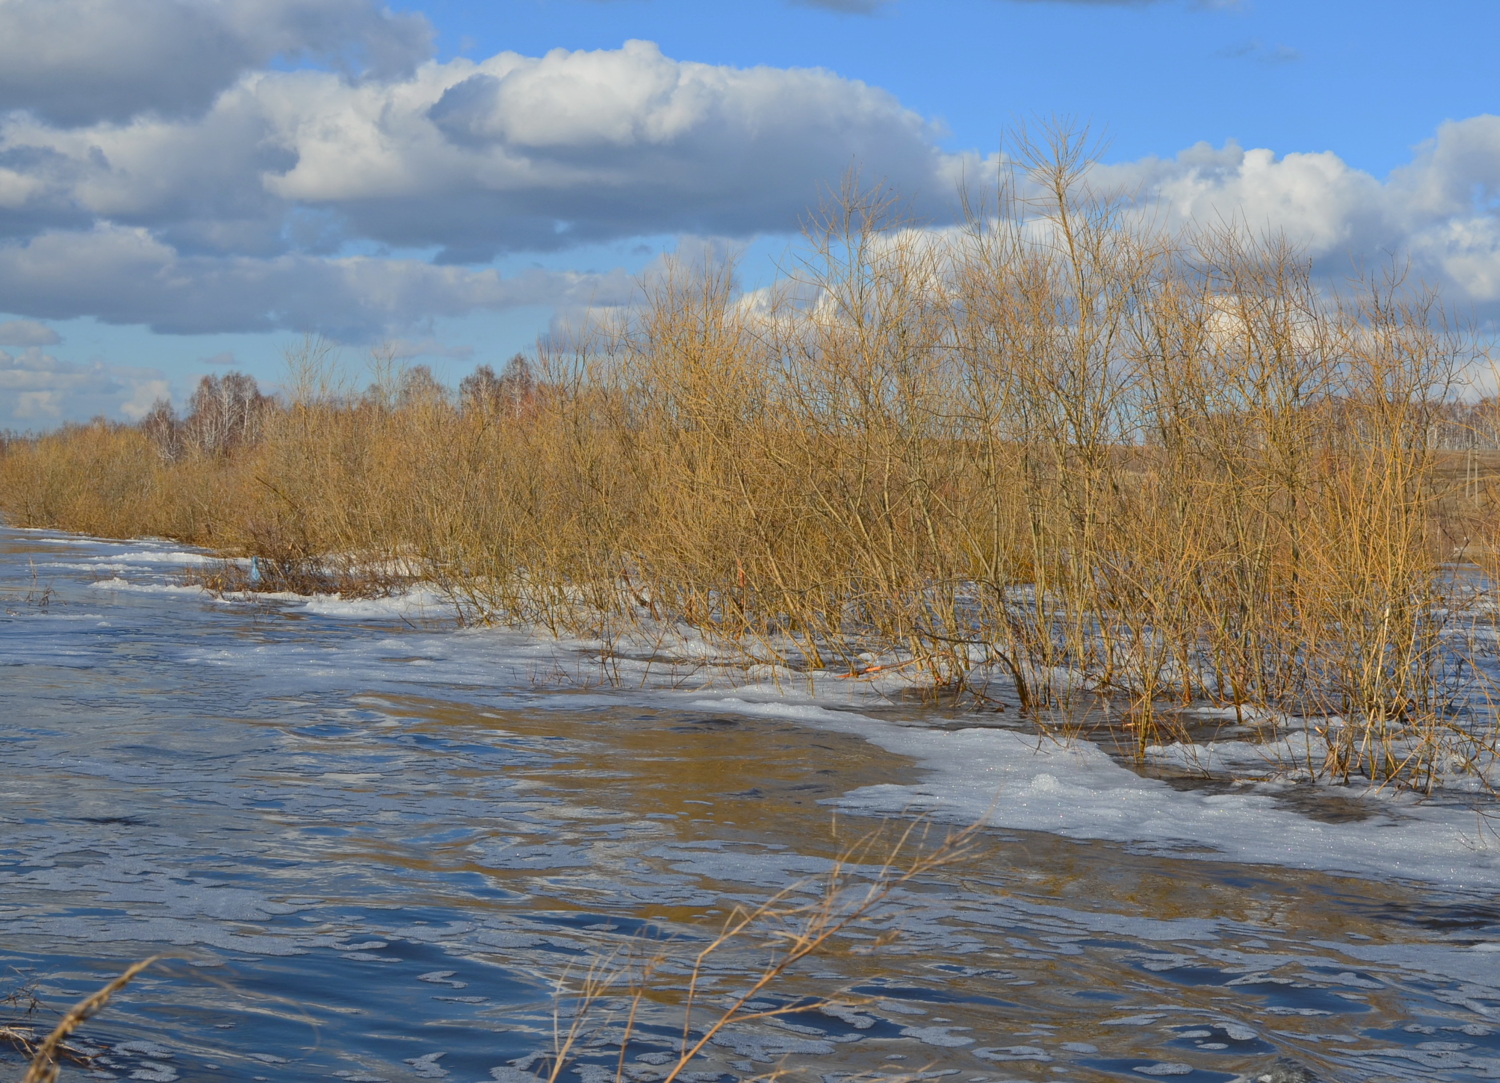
[1, 0, 1498, 428]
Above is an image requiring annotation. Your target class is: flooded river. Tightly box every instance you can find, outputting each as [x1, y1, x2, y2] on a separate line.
[3, 526, 1499, 1083]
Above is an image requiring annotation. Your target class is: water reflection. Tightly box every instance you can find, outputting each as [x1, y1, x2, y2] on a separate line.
[2, 528, 1499, 1083]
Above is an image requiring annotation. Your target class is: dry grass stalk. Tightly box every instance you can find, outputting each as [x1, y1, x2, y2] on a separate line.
[536, 820, 978, 1083]
[22, 957, 159, 1083]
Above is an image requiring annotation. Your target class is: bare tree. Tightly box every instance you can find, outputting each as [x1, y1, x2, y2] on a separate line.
[459, 354, 536, 417]
[396, 364, 445, 409]
[140, 398, 182, 462]
[183, 372, 270, 455]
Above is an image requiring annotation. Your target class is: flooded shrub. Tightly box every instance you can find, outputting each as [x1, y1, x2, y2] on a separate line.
[2, 135, 1497, 792]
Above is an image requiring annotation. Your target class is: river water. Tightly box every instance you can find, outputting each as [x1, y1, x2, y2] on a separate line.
[2, 525, 1499, 1083]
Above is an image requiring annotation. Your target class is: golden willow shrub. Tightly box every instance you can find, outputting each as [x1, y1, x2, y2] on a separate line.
[1, 137, 1494, 787]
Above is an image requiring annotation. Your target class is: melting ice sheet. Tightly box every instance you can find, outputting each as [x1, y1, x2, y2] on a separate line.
[690, 698, 1500, 892]
[3, 526, 1500, 1083]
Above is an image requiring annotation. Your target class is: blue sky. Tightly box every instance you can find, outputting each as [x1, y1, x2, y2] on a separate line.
[436, 0, 1496, 177]
[1, 0, 1498, 427]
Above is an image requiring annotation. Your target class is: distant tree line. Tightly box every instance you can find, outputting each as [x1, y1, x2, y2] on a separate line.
[143, 372, 272, 460]
[139, 353, 539, 461]
[458, 354, 537, 417]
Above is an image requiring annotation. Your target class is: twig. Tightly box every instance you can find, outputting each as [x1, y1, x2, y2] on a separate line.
[834, 657, 923, 680]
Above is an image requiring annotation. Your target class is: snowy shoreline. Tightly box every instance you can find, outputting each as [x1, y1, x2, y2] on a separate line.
[13, 525, 1500, 897]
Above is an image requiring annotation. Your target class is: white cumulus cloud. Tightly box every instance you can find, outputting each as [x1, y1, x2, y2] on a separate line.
[1085, 117, 1500, 310]
[0, 14, 1498, 342]
[0, 37, 951, 335]
[0, 39, 948, 260]
[0, 318, 59, 345]
[0, 0, 432, 126]
[0, 344, 167, 426]
[270, 39, 948, 259]
[0, 225, 635, 336]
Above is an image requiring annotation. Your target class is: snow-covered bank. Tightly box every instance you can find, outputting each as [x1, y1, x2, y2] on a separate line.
[705, 698, 1500, 891]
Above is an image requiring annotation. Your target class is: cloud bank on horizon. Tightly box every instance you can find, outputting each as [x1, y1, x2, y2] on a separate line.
[1, 0, 1498, 424]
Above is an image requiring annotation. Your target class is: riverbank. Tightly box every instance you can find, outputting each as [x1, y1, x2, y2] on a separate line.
[8, 525, 1499, 888]
[4, 524, 1500, 1083]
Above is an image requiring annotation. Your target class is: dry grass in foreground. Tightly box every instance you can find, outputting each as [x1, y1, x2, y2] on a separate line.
[538, 819, 979, 1083]
[1, 824, 976, 1083]
[4, 129, 1500, 791]
[3, 958, 159, 1083]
